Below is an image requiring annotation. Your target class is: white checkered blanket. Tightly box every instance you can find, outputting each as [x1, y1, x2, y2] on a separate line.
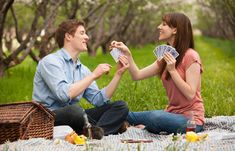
[1, 116, 235, 151]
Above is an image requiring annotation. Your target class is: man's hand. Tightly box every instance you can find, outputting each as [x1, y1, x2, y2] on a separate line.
[104, 55, 129, 99]
[92, 64, 112, 79]
[116, 55, 129, 76]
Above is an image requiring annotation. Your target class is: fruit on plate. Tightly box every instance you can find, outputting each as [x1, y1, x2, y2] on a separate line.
[65, 131, 78, 144]
[65, 131, 87, 145]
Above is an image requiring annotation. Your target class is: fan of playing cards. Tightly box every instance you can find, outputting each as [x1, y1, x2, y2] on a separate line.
[153, 45, 179, 61]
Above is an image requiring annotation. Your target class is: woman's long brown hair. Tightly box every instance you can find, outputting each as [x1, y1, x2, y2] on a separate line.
[159, 13, 194, 80]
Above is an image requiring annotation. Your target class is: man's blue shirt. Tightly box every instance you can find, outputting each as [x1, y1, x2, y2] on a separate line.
[33, 48, 109, 110]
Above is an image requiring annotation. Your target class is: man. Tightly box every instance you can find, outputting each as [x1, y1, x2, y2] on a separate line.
[33, 19, 129, 136]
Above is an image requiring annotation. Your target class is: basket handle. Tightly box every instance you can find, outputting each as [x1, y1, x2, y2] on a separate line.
[20, 108, 37, 139]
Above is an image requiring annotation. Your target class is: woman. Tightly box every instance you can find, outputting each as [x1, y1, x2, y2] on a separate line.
[111, 13, 204, 134]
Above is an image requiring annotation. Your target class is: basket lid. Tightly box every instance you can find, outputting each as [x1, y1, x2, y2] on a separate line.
[0, 101, 54, 124]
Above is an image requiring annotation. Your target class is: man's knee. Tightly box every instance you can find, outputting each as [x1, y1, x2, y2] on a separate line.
[112, 100, 128, 108]
[112, 100, 129, 113]
[62, 104, 84, 117]
[67, 104, 84, 114]
[54, 104, 85, 128]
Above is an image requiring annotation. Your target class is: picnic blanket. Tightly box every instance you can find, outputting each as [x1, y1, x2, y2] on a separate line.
[1, 116, 235, 151]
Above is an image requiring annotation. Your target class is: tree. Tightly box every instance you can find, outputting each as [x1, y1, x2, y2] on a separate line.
[197, 0, 235, 39]
[85, 0, 137, 56]
[0, 0, 184, 77]
[0, 0, 65, 77]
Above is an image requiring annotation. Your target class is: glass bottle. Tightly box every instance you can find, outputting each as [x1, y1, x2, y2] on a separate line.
[83, 113, 92, 140]
[186, 111, 196, 132]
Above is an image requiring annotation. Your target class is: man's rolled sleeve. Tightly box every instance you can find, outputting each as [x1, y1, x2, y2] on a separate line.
[40, 59, 71, 103]
[100, 87, 110, 103]
[83, 81, 110, 107]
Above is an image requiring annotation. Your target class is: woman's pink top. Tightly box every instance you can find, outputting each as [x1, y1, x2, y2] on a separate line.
[161, 49, 205, 125]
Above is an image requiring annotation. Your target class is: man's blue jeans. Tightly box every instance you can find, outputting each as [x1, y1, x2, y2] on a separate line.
[127, 110, 203, 134]
[54, 101, 129, 135]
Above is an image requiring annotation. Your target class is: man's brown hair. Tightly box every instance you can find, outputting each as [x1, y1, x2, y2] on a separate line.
[55, 19, 85, 48]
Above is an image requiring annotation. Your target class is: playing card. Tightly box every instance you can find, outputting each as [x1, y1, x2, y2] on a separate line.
[169, 48, 179, 58]
[164, 45, 179, 58]
[110, 48, 122, 62]
[164, 45, 173, 52]
[153, 45, 179, 60]
[157, 46, 162, 59]
[153, 47, 158, 58]
[160, 45, 168, 60]
[153, 45, 165, 60]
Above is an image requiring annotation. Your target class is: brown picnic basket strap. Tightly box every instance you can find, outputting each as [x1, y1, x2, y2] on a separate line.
[20, 102, 55, 139]
[20, 102, 35, 124]
[20, 107, 37, 139]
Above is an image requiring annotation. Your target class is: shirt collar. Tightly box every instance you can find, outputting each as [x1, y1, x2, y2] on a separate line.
[59, 48, 82, 68]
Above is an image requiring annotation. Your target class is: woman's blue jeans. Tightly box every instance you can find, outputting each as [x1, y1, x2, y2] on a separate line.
[127, 110, 203, 134]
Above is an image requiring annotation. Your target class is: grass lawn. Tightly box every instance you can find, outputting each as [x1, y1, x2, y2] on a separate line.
[0, 36, 234, 117]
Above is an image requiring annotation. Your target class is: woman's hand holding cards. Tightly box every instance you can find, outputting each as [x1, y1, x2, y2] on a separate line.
[163, 52, 176, 72]
[110, 41, 131, 57]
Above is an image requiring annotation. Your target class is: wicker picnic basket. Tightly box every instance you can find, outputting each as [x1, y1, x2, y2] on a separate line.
[0, 101, 55, 144]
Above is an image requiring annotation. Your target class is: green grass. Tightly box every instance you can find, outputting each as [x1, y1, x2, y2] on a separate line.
[0, 36, 234, 117]
[195, 36, 235, 116]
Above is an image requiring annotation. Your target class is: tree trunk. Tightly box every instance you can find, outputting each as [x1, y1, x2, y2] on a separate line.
[87, 45, 96, 56]
[0, 61, 6, 77]
[101, 44, 107, 54]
